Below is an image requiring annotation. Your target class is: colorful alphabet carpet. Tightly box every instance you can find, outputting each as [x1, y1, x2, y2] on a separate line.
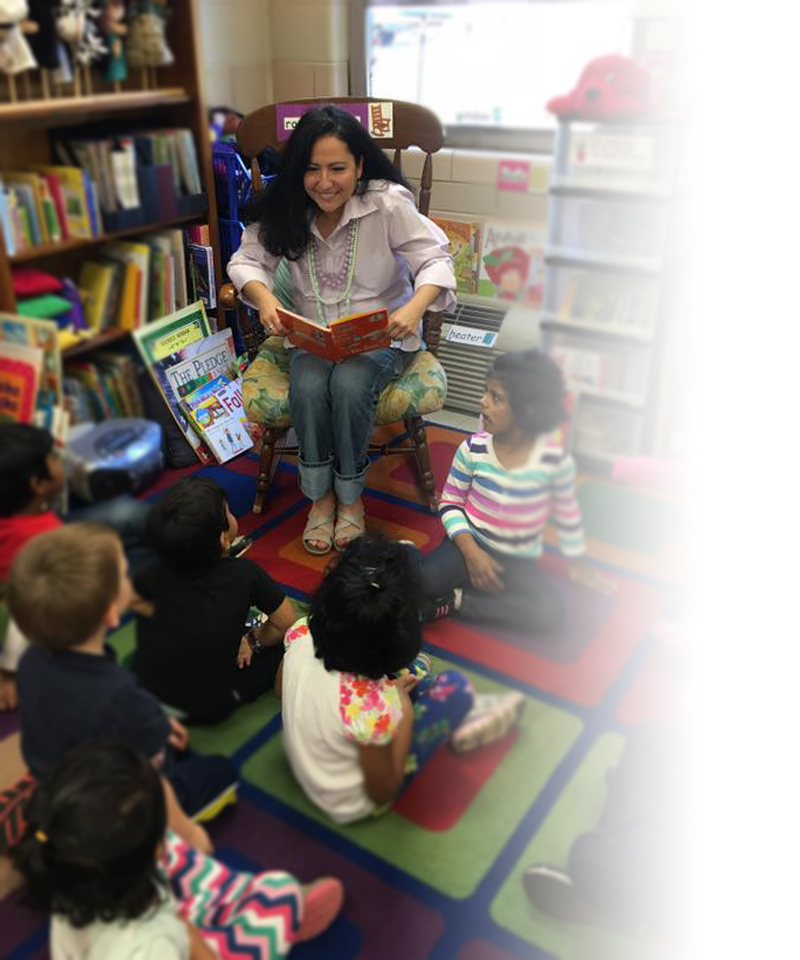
[0, 423, 689, 960]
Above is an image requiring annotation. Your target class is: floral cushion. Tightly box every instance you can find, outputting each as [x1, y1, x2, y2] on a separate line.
[242, 345, 447, 428]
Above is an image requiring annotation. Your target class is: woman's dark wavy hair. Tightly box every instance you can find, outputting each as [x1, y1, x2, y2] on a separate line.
[242, 104, 410, 260]
[12, 740, 167, 928]
[309, 536, 422, 679]
[489, 349, 569, 438]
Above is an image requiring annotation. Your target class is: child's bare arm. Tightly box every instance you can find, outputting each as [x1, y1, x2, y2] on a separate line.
[357, 688, 415, 806]
[253, 597, 298, 647]
[161, 776, 212, 854]
[185, 919, 217, 959]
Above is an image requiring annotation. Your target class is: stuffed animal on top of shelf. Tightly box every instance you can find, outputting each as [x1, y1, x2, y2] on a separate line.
[0, 0, 38, 75]
[126, 0, 173, 71]
[546, 54, 652, 121]
[97, 0, 127, 83]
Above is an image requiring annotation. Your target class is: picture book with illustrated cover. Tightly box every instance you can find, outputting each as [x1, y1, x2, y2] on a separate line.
[180, 374, 253, 464]
[432, 218, 481, 294]
[132, 302, 215, 463]
[0, 342, 43, 423]
[276, 306, 390, 361]
[163, 328, 237, 402]
[477, 222, 546, 306]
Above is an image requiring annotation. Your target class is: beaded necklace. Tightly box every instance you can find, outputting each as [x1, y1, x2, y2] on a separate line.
[306, 218, 360, 322]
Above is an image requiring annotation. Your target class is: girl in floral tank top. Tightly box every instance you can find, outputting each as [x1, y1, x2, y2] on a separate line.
[278, 538, 525, 825]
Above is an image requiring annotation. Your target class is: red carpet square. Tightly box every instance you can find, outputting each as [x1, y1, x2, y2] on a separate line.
[394, 731, 519, 832]
[426, 568, 668, 707]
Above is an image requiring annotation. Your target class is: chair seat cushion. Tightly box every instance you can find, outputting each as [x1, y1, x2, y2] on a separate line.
[242, 346, 447, 428]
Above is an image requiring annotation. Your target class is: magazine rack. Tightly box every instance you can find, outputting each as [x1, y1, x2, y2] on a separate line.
[218, 97, 449, 514]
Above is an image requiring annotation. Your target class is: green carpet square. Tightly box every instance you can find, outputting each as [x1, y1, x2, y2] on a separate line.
[240, 659, 582, 899]
[490, 733, 653, 960]
[577, 481, 684, 553]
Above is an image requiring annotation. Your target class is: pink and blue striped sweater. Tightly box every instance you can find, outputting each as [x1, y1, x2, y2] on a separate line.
[439, 430, 585, 559]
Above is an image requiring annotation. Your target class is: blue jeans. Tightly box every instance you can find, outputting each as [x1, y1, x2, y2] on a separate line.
[288, 346, 414, 505]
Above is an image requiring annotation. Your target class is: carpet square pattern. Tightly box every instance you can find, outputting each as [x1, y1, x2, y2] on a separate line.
[0, 422, 688, 960]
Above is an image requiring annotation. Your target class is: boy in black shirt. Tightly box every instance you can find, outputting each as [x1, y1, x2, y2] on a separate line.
[132, 477, 297, 723]
[8, 523, 236, 851]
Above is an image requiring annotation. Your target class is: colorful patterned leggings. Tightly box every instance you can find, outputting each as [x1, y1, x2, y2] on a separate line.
[165, 831, 303, 959]
[403, 669, 475, 782]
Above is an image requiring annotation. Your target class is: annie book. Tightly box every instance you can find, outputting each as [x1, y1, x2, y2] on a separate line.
[276, 306, 390, 361]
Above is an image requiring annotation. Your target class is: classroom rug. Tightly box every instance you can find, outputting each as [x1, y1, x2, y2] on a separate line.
[0, 422, 689, 960]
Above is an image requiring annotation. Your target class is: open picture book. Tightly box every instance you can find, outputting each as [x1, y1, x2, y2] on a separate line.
[276, 306, 390, 361]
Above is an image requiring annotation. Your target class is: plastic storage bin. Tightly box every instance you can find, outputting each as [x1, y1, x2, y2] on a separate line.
[541, 262, 658, 336]
[551, 120, 679, 196]
[548, 194, 669, 269]
[547, 330, 651, 403]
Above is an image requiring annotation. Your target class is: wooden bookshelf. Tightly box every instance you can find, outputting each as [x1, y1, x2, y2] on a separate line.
[0, 0, 221, 391]
[9, 211, 209, 265]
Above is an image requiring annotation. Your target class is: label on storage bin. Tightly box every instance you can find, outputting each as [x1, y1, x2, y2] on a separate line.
[445, 325, 497, 348]
[569, 132, 655, 173]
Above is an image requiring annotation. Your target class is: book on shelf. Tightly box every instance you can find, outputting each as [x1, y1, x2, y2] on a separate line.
[559, 273, 653, 330]
[276, 306, 390, 361]
[477, 222, 546, 306]
[132, 302, 215, 464]
[179, 374, 253, 464]
[0, 312, 62, 416]
[78, 259, 125, 330]
[432, 218, 481, 295]
[550, 345, 608, 390]
[187, 242, 216, 310]
[0, 341, 44, 423]
[30, 165, 95, 239]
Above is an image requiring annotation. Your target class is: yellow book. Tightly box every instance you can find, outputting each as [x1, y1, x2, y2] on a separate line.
[30, 165, 93, 239]
[102, 241, 151, 328]
[79, 261, 117, 330]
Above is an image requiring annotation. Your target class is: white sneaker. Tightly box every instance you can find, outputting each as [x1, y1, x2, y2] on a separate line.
[450, 690, 526, 754]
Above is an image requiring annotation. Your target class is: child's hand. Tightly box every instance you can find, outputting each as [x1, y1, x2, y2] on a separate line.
[464, 546, 505, 593]
[394, 673, 418, 696]
[568, 558, 616, 596]
[237, 635, 253, 669]
[0, 671, 18, 712]
[167, 716, 190, 751]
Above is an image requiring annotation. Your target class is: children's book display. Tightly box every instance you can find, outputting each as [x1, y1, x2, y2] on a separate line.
[0, 311, 70, 507]
[276, 306, 390, 361]
[133, 302, 252, 465]
[432, 218, 481, 295]
[477, 222, 546, 306]
[179, 373, 252, 464]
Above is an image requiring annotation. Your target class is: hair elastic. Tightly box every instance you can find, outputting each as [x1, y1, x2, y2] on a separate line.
[35, 829, 48, 844]
[363, 565, 382, 590]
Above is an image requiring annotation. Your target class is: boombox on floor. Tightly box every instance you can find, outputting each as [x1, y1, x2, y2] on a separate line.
[66, 418, 164, 503]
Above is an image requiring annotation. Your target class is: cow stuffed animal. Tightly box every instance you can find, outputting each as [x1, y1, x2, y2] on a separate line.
[547, 54, 651, 120]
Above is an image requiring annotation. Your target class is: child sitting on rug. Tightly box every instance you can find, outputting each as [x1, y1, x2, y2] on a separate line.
[0, 422, 151, 711]
[13, 740, 344, 960]
[7, 523, 237, 852]
[131, 477, 299, 723]
[278, 537, 526, 825]
[414, 350, 612, 635]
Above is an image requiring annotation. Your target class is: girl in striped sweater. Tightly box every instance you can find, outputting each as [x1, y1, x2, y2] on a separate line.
[417, 350, 609, 634]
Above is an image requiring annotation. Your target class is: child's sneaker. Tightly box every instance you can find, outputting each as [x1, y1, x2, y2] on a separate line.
[450, 691, 525, 754]
[421, 589, 462, 623]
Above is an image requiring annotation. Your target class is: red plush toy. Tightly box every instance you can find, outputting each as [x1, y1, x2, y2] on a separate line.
[546, 53, 651, 121]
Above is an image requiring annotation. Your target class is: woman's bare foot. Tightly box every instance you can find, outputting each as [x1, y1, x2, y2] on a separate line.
[303, 493, 337, 554]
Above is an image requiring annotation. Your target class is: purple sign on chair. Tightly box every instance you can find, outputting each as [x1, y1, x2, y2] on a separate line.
[275, 102, 369, 142]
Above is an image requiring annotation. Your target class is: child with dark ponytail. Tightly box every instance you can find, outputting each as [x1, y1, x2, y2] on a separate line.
[14, 740, 343, 960]
[278, 537, 525, 825]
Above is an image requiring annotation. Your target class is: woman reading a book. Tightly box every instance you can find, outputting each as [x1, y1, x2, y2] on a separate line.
[228, 105, 456, 554]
